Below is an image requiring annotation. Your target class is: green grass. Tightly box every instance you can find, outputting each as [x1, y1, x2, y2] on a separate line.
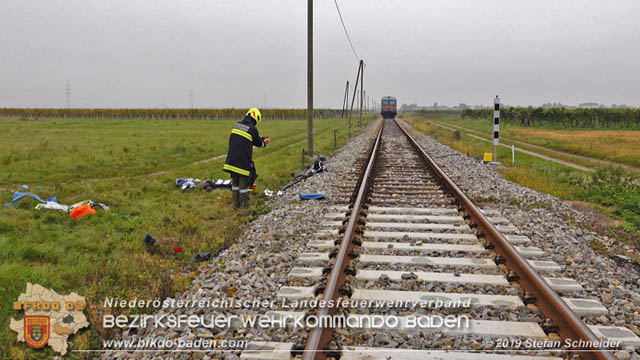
[405, 115, 640, 254]
[422, 115, 640, 169]
[0, 115, 376, 359]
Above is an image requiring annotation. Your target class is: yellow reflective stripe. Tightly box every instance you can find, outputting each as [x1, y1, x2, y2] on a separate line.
[231, 129, 252, 141]
[223, 164, 250, 176]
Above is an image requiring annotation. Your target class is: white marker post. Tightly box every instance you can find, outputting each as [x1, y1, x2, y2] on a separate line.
[493, 95, 500, 162]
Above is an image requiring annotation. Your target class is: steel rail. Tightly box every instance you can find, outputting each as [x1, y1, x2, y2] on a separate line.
[303, 119, 385, 360]
[394, 118, 615, 360]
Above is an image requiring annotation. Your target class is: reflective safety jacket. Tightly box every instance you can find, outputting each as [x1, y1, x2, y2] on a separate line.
[223, 116, 266, 176]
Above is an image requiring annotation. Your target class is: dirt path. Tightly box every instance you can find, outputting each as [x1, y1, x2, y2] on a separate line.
[148, 137, 309, 177]
[4, 133, 323, 189]
[428, 120, 639, 172]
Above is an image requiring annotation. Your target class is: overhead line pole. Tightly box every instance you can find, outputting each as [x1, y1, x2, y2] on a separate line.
[341, 81, 349, 118]
[347, 60, 363, 130]
[359, 61, 364, 127]
[307, 0, 314, 156]
[364, 90, 366, 112]
[65, 82, 71, 109]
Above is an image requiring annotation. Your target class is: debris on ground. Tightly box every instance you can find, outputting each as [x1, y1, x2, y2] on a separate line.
[264, 189, 284, 197]
[4, 190, 109, 217]
[36, 199, 109, 212]
[144, 234, 156, 246]
[191, 252, 211, 262]
[35, 201, 69, 211]
[200, 179, 232, 191]
[282, 155, 327, 191]
[176, 178, 201, 191]
[69, 203, 95, 219]
[299, 193, 325, 200]
[144, 235, 184, 256]
[176, 178, 234, 192]
[4, 191, 56, 206]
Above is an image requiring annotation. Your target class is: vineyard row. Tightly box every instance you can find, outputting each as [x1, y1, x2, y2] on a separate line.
[459, 107, 640, 129]
[0, 108, 345, 120]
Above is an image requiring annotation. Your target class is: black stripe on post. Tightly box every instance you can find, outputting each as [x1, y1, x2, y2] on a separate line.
[493, 95, 500, 148]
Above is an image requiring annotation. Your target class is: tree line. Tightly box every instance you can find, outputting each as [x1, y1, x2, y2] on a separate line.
[0, 108, 342, 120]
[461, 107, 640, 129]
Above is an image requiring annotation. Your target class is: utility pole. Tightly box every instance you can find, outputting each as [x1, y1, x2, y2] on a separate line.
[364, 90, 366, 112]
[341, 81, 349, 118]
[65, 82, 71, 109]
[347, 61, 362, 130]
[190, 89, 194, 109]
[307, 0, 314, 156]
[359, 60, 364, 127]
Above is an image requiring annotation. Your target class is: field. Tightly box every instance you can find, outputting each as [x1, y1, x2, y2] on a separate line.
[460, 107, 640, 129]
[0, 114, 374, 359]
[405, 114, 640, 256]
[0, 108, 341, 120]
[424, 115, 640, 169]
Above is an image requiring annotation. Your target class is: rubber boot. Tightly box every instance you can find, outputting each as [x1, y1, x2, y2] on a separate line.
[238, 175, 250, 208]
[232, 190, 240, 208]
[231, 173, 240, 208]
[239, 190, 250, 208]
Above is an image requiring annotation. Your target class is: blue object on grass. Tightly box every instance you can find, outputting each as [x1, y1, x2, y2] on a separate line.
[21, 184, 29, 189]
[4, 192, 57, 207]
[299, 193, 325, 200]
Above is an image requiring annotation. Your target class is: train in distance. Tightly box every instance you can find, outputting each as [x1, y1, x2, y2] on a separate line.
[381, 96, 397, 119]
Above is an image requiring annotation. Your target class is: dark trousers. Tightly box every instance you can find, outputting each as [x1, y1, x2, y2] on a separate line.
[231, 173, 250, 208]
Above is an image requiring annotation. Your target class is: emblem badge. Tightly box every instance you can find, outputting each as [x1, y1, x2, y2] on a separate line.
[24, 315, 50, 348]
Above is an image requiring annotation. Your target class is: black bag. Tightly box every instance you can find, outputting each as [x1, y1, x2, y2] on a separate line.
[248, 161, 258, 187]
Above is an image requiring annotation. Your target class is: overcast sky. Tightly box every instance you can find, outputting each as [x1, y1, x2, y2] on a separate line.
[1, 0, 638, 108]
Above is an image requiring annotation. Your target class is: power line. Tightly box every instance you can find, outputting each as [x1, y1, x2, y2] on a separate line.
[333, 0, 359, 61]
[65, 82, 71, 108]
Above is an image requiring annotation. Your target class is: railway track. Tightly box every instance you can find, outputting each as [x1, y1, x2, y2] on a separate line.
[240, 118, 639, 360]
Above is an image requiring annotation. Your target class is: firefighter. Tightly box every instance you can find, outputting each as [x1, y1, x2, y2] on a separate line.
[223, 108, 270, 208]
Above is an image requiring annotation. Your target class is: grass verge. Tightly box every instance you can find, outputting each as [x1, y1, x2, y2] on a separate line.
[422, 114, 640, 170]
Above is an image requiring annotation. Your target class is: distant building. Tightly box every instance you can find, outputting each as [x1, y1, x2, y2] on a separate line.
[400, 103, 418, 111]
[578, 102, 600, 109]
[453, 103, 470, 110]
